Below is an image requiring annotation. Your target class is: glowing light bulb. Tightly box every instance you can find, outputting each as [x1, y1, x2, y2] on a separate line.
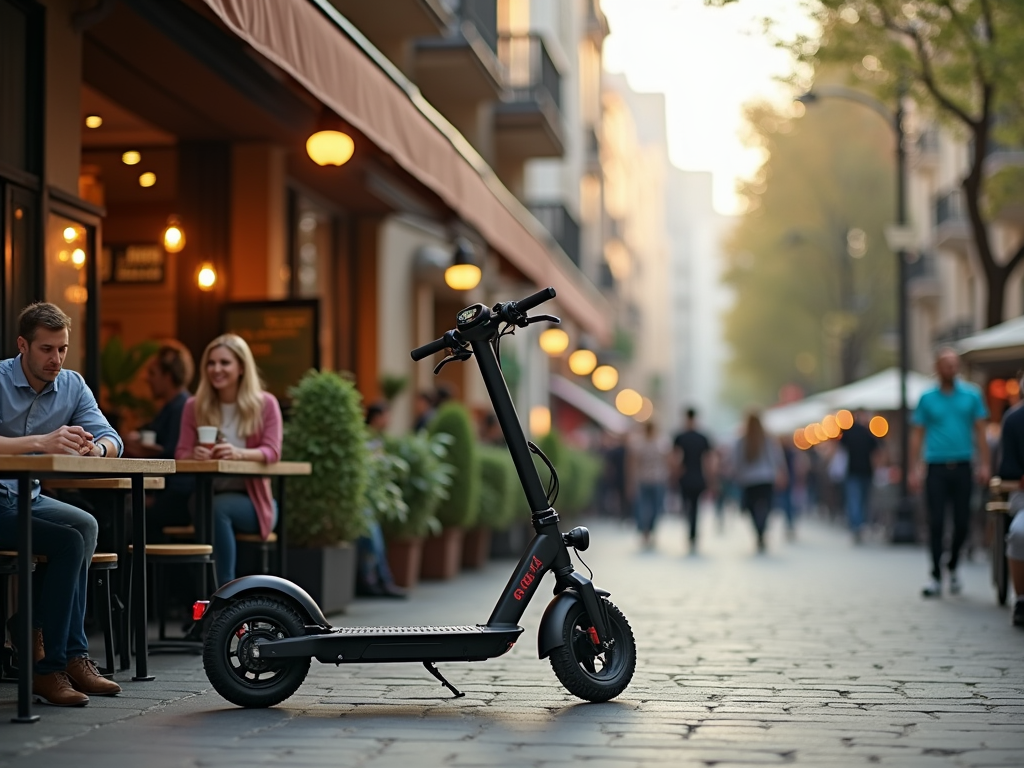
[539, 328, 569, 356]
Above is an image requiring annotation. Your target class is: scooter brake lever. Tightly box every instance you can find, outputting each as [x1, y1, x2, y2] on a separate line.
[433, 347, 472, 375]
[527, 314, 560, 326]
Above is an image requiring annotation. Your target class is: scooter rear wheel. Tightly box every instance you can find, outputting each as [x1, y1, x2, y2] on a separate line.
[203, 595, 311, 708]
[549, 597, 635, 702]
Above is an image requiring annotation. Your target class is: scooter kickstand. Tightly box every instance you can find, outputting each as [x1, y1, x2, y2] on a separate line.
[423, 661, 465, 698]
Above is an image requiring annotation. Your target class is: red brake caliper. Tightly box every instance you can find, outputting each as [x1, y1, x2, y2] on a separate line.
[586, 626, 600, 646]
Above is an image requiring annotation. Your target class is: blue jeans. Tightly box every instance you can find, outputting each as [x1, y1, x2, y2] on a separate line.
[0, 493, 98, 674]
[844, 474, 872, 533]
[356, 520, 395, 587]
[634, 483, 665, 534]
[213, 492, 277, 586]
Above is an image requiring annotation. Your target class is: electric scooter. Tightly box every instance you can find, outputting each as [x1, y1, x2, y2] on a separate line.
[195, 287, 636, 708]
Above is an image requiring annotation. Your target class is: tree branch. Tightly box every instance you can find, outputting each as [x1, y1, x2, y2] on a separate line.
[879, 9, 977, 128]
[1005, 238, 1024, 277]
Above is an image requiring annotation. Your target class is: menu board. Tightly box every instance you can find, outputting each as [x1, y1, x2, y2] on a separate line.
[222, 301, 319, 403]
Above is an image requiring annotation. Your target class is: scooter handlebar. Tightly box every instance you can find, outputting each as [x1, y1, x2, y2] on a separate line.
[513, 286, 556, 313]
[410, 334, 452, 362]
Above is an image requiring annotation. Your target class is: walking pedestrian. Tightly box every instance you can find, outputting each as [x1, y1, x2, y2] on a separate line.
[909, 348, 990, 598]
[840, 409, 880, 544]
[672, 408, 712, 553]
[628, 421, 672, 548]
[734, 412, 788, 553]
[996, 391, 1024, 627]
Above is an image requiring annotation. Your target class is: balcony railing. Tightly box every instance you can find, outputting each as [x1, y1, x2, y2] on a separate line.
[529, 202, 580, 266]
[498, 33, 561, 111]
[934, 321, 975, 346]
[935, 188, 966, 227]
[459, 0, 497, 54]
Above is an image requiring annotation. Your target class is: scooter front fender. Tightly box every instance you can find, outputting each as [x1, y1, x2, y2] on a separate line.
[209, 575, 332, 628]
[537, 586, 610, 659]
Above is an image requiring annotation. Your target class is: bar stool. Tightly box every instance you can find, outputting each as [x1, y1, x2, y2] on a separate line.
[0, 553, 34, 681]
[0, 550, 117, 676]
[128, 543, 215, 651]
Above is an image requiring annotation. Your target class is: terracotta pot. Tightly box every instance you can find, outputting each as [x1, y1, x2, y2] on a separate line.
[385, 536, 423, 589]
[419, 527, 464, 580]
[461, 526, 492, 570]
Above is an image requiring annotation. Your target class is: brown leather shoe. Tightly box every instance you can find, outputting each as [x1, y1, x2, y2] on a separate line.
[33, 671, 89, 707]
[65, 656, 121, 696]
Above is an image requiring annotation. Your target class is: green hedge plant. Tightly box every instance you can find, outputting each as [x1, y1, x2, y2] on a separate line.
[476, 446, 519, 531]
[381, 431, 453, 538]
[427, 402, 480, 528]
[283, 370, 370, 546]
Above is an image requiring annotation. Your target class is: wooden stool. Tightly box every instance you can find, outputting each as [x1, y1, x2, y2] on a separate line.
[0, 550, 117, 676]
[128, 543, 215, 651]
[161, 525, 196, 540]
[235, 531, 279, 575]
[0, 552, 35, 681]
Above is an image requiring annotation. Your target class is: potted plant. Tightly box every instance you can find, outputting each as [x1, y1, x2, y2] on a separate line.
[464, 446, 516, 569]
[100, 336, 160, 430]
[423, 402, 479, 579]
[282, 369, 369, 613]
[380, 431, 453, 588]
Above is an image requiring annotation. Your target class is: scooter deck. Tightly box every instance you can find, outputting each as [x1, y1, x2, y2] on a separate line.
[256, 624, 524, 664]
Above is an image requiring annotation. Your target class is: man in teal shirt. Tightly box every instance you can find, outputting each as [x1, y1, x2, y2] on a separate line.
[909, 348, 990, 597]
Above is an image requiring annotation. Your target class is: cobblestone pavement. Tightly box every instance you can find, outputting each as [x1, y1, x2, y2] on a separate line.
[1, 509, 1022, 767]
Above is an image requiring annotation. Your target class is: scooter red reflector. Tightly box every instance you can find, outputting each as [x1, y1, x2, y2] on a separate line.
[193, 600, 210, 621]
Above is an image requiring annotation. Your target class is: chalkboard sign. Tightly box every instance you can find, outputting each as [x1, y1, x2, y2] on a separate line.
[222, 300, 320, 403]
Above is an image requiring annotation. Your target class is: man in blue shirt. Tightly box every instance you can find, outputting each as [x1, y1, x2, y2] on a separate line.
[910, 348, 990, 598]
[0, 303, 124, 706]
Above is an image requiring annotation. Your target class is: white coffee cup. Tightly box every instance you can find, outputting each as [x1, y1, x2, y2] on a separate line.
[139, 430, 157, 446]
[197, 426, 218, 447]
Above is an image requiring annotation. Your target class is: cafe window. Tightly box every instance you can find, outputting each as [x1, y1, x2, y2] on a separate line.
[0, 0, 42, 175]
[45, 212, 93, 376]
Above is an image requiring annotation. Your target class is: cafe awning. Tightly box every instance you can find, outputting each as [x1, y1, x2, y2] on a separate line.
[956, 315, 1024, 364]
[549, 374, 633, 435]
[198, 0, 610, 341]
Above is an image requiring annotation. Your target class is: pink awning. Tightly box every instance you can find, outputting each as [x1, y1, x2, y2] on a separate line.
[199, 0, 609, 340]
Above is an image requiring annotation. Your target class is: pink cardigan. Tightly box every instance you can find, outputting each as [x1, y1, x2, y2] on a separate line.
[176, 391, 283, 540]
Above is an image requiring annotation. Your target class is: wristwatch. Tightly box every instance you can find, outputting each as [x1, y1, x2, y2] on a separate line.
[99, 442, 107, 458]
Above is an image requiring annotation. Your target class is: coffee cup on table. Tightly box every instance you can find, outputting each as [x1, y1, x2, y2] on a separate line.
[139, 429, 157, 446]
[197, 426, 218, 449]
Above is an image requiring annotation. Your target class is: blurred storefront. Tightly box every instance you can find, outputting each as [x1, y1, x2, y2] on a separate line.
[2, 0, 609, 428]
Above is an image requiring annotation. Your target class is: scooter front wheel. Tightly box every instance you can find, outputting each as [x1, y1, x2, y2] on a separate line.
[549, 597, 635, 702]
[203, 595, 311, 708]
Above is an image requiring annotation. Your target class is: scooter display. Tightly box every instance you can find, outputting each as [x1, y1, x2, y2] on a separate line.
[196, 287, 636, 708]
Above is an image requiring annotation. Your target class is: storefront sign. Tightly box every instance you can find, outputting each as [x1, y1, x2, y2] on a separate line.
[102, 244, 165, 284]
[222, 300, 320, 402]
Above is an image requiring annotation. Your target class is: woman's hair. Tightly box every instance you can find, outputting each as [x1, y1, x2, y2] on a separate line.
[194, 334, 265, 437]
[743, 411, 765, 464]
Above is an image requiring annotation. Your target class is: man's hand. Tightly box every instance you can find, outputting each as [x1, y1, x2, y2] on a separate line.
[38, 426, 93, 455]
[976, 463, 991, 487]
[909, 464, 924, 495]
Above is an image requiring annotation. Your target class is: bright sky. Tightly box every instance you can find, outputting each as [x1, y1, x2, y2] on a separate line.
[602, 0, 818, 215]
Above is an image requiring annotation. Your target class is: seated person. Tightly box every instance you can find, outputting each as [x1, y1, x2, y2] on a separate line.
[121, 341, 195, 539]
[176, 334, 280, 586]
[0, 302, 123, 706]
[357, 402, 405, 598]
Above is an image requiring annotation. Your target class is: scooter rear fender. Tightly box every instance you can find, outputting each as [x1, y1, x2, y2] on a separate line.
[537, 586, 610, 659]
[208, 575, 332, 629]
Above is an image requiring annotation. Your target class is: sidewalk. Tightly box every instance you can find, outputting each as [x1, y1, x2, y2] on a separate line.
[1, 510, 1021, 767]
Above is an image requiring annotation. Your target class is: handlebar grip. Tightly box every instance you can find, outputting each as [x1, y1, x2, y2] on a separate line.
[515, 286, 556, 313]
[410, 335, 450, 362]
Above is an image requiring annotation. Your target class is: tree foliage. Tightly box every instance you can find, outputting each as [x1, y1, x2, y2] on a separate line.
[723, 97, 897, 406]
[712, 0, 1024, 328]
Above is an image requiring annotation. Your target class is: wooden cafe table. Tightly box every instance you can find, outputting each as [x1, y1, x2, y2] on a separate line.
[173, 460, 311, 578]
[0, 455, 174, 723]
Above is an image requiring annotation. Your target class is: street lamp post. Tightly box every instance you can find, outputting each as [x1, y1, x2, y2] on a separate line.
[797, 85, 916, 543]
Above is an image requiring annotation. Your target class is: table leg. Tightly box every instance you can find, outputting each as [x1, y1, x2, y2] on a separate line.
[111, 493, 131, 672]
[131, 476, 153, 681]
[277, 477, 287, 578]
[13, 473, 38, 723]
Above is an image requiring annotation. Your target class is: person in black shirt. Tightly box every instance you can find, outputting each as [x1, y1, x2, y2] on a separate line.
[673, 408, 712, 552]
[121, 341, 195, 538]
[839, 409, 879, 544]
[996, 401, 1024, 627]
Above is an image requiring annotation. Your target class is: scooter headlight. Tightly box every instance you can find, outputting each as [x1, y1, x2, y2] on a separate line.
[562, 526, 590, 551]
